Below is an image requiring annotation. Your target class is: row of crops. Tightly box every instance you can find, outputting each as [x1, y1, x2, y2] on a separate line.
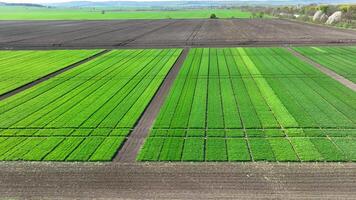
[0, 136, 125, 161]
[294, 46, 356, 83]
[0, 50, 101, 95]
[153, 48, 356, 130]
[0, 47, 355, 162]
[138, 137, 356, 161]
[0, 49, 182, 161]
[139, 47, 356, 162]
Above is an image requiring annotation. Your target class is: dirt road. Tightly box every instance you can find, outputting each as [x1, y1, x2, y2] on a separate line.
[0, 162, 355, 199]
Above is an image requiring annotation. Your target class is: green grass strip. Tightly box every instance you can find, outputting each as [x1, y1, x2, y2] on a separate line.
[0, 137, 27, 158]
[248, 138, 275, 161]
[310, 138, 346, 161]
[22, 137, 64, 161]
[159, 138, 184, 161]
[110, 129, 131, 136]
[331, 137, 356, 161]
[226, 130, 245, 137]
[66, 137, 105, 161]
[206, 138, 227, 161]
[226, 138, 251, 161]
[289, 138, 323, 161]
[237, 48, 298, 128]
[182, 138, 205, 161]
[89, 137, 125, 161]
[1, 138, 46, 161]
[186, 129, 205, 137]
[268, 138, 299, 161]
[44, 137, 85, 161]
[137, 137, 164, 161]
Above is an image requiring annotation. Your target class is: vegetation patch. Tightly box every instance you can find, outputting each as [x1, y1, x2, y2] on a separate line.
[0, 49, 181, 161]
[138, 47, 356, 162]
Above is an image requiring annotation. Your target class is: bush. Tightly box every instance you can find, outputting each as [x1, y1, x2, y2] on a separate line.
[210, 14, 217, 19]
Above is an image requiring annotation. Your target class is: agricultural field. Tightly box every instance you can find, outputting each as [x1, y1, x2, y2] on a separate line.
[293, 46, 356, 83]
[0, 6, 252, 20]
[138, 47, 356, 162]
[0, 49, 182, 161]
[0, 50, 101, 95]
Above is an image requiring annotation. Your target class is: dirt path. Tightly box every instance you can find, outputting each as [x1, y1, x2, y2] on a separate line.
[0, 162, 355, 199]
[114, 48, 190, 162]
[286, 47, 356, 91]
[0, 50, 111, 101]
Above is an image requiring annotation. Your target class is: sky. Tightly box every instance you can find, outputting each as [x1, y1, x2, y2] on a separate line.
[3, 0, 183, 2]
[4, 0, 208, 2]
[2, 0, 351, 3]
[1, 0, 295, 3]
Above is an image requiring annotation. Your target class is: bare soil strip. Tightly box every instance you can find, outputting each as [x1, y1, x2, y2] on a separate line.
[117, 20, 179, 46]
[114, 48, 190, 162]
[0, 162, 355, 199]
[286, 47, 356, 91]
[0, 50, 110, 101]
[2, 19, 356, 49]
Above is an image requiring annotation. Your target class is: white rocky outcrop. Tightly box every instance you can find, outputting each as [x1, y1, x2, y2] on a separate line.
[313, 10, 323, 21]
[326, 11, 343, 24]
[320, 13, 328, 22]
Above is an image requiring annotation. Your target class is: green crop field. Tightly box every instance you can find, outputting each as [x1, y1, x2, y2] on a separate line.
[138, 47, 356, 162]
[0, 50, 101, 95]
[0, 6, 253, 20]
[293, 46, 356, 83]
[0, 49, 182, 161]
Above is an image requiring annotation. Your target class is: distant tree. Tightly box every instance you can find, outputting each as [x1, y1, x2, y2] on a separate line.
[319, 5, 329, 14]
[340, 5, 349, 14]
[259, 12, 264, 18]
[210, 14, 217, 19]
[341, 5, 356, 23]
[101, 10, 106, 14]
[252, 12, 257, 18]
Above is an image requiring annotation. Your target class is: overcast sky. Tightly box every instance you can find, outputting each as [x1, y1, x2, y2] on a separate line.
[4, 0, 183, 3]
[2, 0, 292, 3]
[4, 0, 213, 2]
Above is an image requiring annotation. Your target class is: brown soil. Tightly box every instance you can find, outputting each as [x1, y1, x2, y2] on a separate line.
[1, 19, 356, 49]
[0, 162, 355, 199]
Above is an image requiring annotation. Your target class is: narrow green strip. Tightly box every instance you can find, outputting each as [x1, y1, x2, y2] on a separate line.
[237, 48, 298, 128]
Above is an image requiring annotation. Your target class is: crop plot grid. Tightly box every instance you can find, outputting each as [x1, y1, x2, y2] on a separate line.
[0, 49, 182, 161]
[138, 47, 356, 162]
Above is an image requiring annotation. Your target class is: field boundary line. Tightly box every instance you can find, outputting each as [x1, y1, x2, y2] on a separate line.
[114, 47, 190, 162]
[285, 47, 356, 92]
[0, 50, 111, 101]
